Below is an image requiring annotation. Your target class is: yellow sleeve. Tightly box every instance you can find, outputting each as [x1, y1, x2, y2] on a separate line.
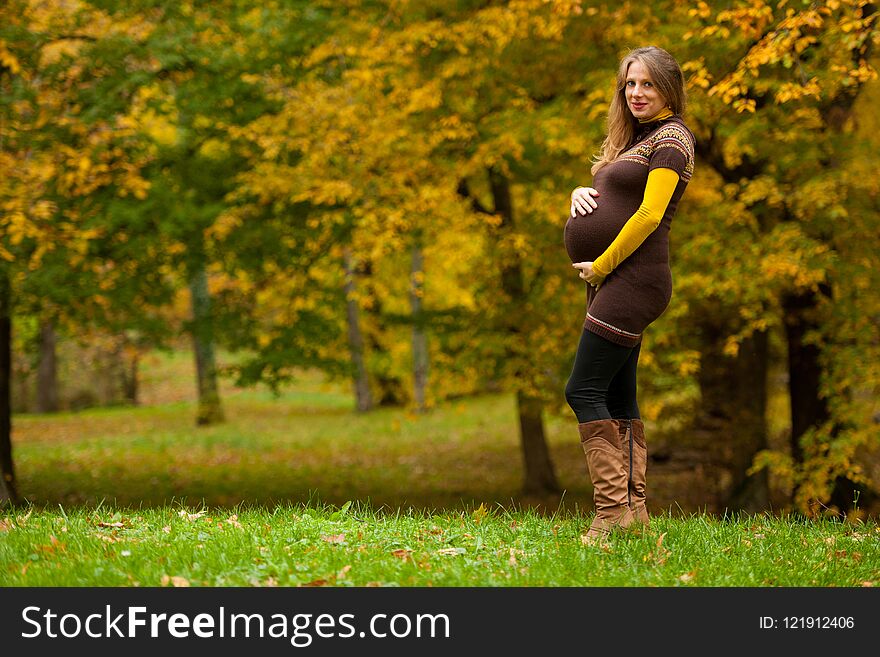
[592, 167, 680, 277]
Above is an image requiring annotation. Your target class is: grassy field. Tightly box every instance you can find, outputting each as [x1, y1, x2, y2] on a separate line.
[3, 350, 878, 587]
[10, 350, 599, 512]
[2, 502, 878, 587]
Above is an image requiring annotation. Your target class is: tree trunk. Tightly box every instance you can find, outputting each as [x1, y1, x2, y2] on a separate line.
[0, 270, 18, 505]
[14, 354, 30, 414]
[343, 249, 374, 413]
[410, 241, 429, 413]
[653, 317, 769, 513]
[189, 264, 224, 426]
[782, 290, 829, 466]
[118, 338, 139, 405]
[488, 166, 560, 496]
[707, 329, 770, 513]
[125, 353, 139, 405]
[36, 321, 59, 413]
[359, 258, 406, 407]
[517, 390, 560, 494]
[783, 286, 868, 515]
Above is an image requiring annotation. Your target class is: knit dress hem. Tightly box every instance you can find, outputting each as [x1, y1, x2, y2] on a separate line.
[584, 312, 642, 347]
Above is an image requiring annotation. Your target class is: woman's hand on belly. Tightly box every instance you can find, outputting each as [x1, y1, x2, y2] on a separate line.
[570, 186, 600, 216]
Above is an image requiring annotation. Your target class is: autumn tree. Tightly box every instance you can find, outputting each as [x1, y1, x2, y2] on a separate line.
[0, 0, 158, 503]
[645, 0, 880, 514]
[231, 0, 658, 495]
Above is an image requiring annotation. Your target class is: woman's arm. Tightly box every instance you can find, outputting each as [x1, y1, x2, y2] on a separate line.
[590, 167, 679, 278]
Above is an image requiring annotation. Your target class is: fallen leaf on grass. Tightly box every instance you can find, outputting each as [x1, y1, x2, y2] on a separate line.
[642, 533, 671, 565]
[678, 572, 696, 583]
[225, 515, 243, 529]
[96, 522, 125, 529]
[36, 536, 66, 555]
[321, 533, 346, 544]
[0, 518, 15, 531]
[391, 549, 412, 559]
[472, 503, 488, 524]
[250, 577, 279, 587]
[436, 547, 466, 556]
[161, 575, 190, 587]
[178, 510, 206, 522]
[301, 578, 329, 587]
[299, 564, 352, 587]
[416, 527, 444, 541]
[861, 581, 874, 587]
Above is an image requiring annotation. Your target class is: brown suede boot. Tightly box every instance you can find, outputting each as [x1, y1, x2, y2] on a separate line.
[621, 419, 650, 527]
[578, 419, 633, 544]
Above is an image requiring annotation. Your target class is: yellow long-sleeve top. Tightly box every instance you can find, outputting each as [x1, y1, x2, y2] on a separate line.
[589, 166, 680, 280]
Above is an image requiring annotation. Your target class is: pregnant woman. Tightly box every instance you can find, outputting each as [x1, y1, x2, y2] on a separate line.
[563, 46, 695, 544]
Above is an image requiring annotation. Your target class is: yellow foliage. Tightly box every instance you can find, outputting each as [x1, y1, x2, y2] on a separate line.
[775, 78, 822, 104]
[0, 41, 21, 74]
[39, 39, 83, 67]
[198, 138, 230, 160]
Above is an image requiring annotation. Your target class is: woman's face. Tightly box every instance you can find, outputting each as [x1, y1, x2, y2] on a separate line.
[624, 60, 667, 120]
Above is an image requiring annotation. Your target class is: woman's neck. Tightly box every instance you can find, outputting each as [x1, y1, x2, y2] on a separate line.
[638, 107, 674, 123]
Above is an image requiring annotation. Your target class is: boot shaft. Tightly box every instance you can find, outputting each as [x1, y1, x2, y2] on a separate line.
[623, 419, 649, 525]
[578, 419, 630, 512]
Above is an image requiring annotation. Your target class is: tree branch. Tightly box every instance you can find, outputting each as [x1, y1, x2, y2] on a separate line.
[456, 178, 492, 214]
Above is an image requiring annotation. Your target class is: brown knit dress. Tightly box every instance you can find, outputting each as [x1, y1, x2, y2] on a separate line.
[563, 115, 696, 347]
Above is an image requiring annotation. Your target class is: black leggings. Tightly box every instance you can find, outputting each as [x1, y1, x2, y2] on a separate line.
[564, 329, 641, 423]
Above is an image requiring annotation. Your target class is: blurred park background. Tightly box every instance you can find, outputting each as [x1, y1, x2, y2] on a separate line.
[1, 0, 879, 519]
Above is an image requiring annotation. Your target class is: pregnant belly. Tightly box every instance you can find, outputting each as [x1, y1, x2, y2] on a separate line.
[563, 206, 629, 263]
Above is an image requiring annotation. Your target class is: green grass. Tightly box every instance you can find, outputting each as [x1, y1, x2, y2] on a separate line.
[5, 352, 878, 587]
[2, 502, 878, 586]
[11, 359, 597, 512]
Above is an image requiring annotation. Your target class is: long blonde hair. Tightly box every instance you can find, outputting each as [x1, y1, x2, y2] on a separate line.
[591, 46, 687, 175]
